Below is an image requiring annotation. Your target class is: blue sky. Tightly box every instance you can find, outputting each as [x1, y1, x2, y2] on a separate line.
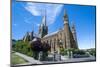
[12, 0, 96, 49]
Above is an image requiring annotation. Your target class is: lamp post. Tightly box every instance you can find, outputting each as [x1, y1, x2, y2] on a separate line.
[53, 41, 56, 61]
[58, 40, 63, 61]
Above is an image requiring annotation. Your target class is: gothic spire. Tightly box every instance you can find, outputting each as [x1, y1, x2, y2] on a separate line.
[39, 9, 48, 38]
[42, 9, 47, 26]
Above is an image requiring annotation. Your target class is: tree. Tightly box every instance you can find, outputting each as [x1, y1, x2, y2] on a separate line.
[29, 38, 50, 60]
[12, 40, 33, 57]
[41, 42, 51, 61]
[29, 38, 42, 60]
[87, 48, 96, 56]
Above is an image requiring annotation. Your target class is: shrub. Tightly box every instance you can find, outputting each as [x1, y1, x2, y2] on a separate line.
[73, 49, 86, 55]
[87, 48, 96, 56]
[12, 40, 33, 57]
[60, 48, 68, 55]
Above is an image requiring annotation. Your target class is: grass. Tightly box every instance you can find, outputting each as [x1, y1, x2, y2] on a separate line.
[11, 52, 28, 65]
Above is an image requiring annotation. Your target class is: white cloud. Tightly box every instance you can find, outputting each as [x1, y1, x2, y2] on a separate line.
[25, 3, 43, 16]
[24, 2, 63, 25]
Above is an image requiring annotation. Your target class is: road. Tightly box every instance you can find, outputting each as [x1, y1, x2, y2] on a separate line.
[13, 52, 96, 66]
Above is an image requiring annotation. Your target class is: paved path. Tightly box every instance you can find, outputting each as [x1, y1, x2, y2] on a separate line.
[14, 52, 42, 64]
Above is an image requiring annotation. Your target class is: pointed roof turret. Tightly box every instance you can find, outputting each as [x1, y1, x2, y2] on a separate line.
[71, 21, 75, 29]
[71, 21, 76, 33]
[32, 24, 34, 33]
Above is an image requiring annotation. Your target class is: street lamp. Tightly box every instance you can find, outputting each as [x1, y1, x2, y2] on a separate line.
[58, 40, 63, 61]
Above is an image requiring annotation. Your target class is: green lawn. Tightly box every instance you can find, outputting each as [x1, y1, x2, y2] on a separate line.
[11, 53, 28, 65]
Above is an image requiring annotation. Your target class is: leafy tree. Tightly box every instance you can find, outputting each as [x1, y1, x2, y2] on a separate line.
[30, 39, 50, 60]
[87, 48, 96, 56]
[12, 40, 33, 57]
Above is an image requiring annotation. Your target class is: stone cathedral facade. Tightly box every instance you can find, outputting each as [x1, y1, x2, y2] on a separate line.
[23, 9, 78, 53]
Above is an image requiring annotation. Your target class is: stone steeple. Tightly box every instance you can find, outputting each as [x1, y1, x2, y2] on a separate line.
[71, 22, 78, 48]
[63, 9, 71, 48]
[39, 10, 48, 38]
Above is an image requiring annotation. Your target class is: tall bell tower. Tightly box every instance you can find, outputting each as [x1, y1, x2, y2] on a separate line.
[63, 9, 71, 49]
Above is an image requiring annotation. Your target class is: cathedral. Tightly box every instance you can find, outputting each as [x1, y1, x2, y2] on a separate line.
[23, 9, 78, 53]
